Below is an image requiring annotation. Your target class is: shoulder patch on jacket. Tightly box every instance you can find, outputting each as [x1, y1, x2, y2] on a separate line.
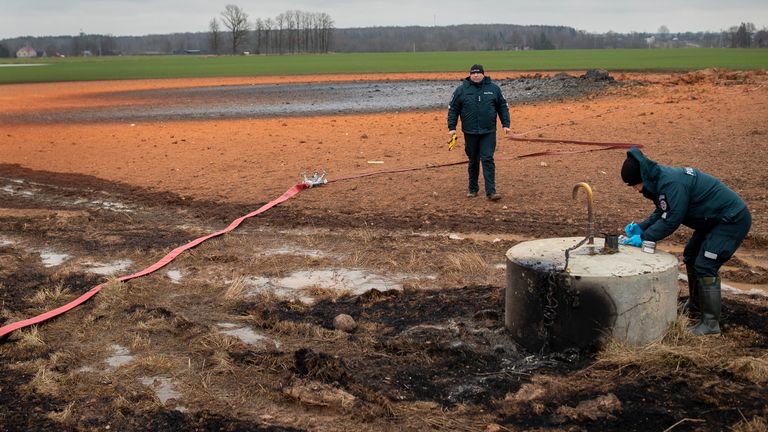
[659, 194, 669, 211]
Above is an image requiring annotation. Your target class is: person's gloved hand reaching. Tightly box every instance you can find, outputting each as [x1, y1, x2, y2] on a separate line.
[623, 234, 642, 247]
[625, 222, 643, 237]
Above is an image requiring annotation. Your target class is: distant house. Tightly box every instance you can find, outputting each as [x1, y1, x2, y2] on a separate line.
[16, 45, 36, 58]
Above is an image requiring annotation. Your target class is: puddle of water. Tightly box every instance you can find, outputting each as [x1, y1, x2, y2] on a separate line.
[167, 269, 183, 284]
[737, 253, 768, 269]
[88, 259, 133, 275]
[678, 273, 768, 297]
[106, 344, 135, 369]
[140, 376, 182, 405]
[722, 281, 768, 297]
[39, 249, 70, 267]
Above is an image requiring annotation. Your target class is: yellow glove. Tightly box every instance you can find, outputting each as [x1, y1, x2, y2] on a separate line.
[448, 134, 457, 151]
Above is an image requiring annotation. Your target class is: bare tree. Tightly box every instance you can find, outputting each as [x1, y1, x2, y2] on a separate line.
[275, 12, 286, 54]
[221, 4, 250, 54]
[209, 18, 221, 54]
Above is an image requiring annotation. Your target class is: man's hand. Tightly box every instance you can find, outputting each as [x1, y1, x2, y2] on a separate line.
[503, 127, 510, 135]
[622, 234, 643, 247]
[625, 222, 643, 237]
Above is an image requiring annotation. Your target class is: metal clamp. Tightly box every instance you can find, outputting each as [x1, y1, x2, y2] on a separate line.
[301, 169, 328, 187]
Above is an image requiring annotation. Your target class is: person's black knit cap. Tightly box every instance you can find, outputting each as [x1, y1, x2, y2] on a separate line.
[621, 155, 643, 186]
[469, 64, 484, 74]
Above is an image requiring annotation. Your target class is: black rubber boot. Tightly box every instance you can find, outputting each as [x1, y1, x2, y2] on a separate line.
[690, 276, 721, 336]
[679, 266, 700, 315]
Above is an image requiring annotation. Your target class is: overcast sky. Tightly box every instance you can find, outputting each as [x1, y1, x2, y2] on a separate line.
[2, 0, 766, 39]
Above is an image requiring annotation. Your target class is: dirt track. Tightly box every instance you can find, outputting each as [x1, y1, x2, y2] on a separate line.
[1, 69, 768, 431]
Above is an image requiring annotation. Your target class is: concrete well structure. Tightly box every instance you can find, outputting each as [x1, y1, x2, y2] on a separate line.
[505, 237, 679, 352]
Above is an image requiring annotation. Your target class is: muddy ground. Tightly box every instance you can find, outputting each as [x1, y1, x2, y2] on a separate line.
[1, 69, 768, 431]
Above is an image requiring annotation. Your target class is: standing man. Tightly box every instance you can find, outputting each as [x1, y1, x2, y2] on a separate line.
[448, 64, 511, 201]
[620, 146, 752, 336]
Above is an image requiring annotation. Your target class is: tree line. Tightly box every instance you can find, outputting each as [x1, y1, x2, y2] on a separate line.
[209, 5, 334, 54]
[1, 19, 766, 58]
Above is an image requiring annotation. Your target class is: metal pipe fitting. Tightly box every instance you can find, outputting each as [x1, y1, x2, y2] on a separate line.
[572, 182, 594, 246]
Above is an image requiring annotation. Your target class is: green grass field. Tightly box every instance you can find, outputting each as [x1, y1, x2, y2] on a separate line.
[1, 48, 766, 84]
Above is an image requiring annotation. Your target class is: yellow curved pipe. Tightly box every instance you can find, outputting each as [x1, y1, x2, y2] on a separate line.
[572, 182, 594, 245]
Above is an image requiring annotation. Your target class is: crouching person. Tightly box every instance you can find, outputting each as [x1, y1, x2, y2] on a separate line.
[620, 147, 751, 335]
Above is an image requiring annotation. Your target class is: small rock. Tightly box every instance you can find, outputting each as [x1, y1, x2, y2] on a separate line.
[333, 314, 357, 332]
[540, 162, 549, 167]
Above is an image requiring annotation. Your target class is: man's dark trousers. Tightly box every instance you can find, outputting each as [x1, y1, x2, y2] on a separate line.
[683, 208, 752, 277]
[464, 132, 497, 196]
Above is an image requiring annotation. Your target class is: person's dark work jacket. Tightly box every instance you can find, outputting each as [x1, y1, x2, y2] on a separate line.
[628, 146, 751, 276]
[447, 76, 510, 134]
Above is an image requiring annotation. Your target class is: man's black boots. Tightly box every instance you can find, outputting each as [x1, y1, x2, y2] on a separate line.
[690, 276, 721, 336]
[680, 266, 700, 315]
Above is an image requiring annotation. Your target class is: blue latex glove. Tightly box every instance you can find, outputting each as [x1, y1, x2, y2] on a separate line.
[623, 234, 642, 247]
[625, 222, 643, 237]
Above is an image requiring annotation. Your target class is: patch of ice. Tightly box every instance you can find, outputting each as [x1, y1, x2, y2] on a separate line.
[221, 327, 269, 345]
[0, 238, 13, 247]
[217, 322, 280, 348]
[88, 259, 133, 275]
[167, 269, 183, 284]
[91, 200, 134, 212]
[106, 344, 135, 368]
[140, 376, 181, 405]
[278, 269, 401, 294]
[259, 245, 324, 257]
[39, 249, 70, 267]
[244, 268, 405, 304]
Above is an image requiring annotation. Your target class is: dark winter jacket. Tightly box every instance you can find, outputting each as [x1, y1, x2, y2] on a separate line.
[447, 76, 510, 134]
[628, 147, 749, 242]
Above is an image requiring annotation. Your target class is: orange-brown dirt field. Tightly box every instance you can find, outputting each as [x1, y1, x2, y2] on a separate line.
[1, 70, 768, 431]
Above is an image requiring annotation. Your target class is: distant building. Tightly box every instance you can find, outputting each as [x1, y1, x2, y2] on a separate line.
[16, 45, 37, 58]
